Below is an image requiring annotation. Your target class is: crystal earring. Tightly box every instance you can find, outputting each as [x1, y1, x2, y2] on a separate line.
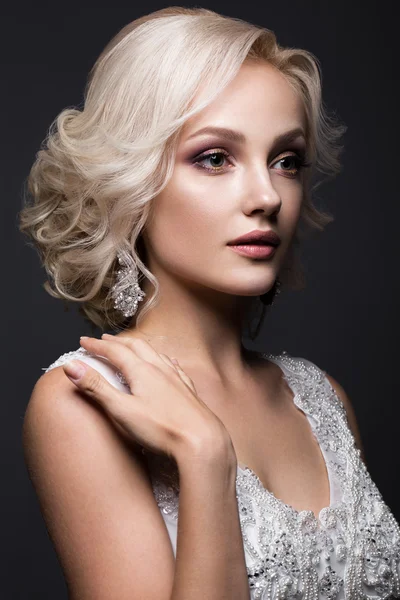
[260, 277, 281, 307]
[110, 250, 146, 318]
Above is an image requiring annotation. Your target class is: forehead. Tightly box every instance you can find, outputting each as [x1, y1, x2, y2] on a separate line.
[181, 61, 306, 142]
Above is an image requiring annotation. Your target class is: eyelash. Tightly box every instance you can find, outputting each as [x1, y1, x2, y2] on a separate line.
[192, 147, 312, 177]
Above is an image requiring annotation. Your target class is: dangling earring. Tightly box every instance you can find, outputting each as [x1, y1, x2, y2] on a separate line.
[260, 277, 281, 307]
[110, 250, 146, 318]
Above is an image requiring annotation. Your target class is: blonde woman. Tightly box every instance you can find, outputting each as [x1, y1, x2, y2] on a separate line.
[19, 7, 400, 600]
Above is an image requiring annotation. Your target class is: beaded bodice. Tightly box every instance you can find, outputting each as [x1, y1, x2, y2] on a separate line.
[43, 348, 400, 600]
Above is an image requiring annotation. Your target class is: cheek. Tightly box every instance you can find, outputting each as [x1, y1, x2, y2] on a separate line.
[147, 179, 225, 263]
[281, 192, 303, 233]
[273, 193, 303, 261]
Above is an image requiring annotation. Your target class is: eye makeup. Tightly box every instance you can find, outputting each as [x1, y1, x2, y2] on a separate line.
[190, 145, 312, 177]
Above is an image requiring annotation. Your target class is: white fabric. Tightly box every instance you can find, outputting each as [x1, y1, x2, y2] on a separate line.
[44, 347, 400, 599]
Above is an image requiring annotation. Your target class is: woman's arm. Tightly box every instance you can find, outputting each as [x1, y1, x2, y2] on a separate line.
[172, 441, 250, 600]
[23, 368, 250, 600]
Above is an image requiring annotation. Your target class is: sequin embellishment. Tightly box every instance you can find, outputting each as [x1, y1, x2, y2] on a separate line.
[43, 348, 400, 599]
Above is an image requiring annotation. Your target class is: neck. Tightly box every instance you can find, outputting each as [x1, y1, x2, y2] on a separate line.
[119, 278, 263, 385]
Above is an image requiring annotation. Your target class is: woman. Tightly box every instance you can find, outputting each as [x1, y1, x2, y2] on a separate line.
[19, 7, 400, 600]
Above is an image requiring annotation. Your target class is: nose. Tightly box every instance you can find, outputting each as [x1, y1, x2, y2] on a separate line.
[243, 166, 282, 217]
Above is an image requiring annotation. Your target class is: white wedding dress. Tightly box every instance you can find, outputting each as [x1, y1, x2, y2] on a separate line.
[44, 348, 400, 599]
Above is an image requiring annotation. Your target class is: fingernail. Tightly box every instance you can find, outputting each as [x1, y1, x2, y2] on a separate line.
[171, 358, 179, 365]
[63, 360, 87, 381]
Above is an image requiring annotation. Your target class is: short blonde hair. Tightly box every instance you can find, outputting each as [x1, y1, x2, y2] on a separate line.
[18, 6, 347, 337]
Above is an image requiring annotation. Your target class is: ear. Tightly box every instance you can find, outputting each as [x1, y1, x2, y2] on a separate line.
[325, 373, 367, 466]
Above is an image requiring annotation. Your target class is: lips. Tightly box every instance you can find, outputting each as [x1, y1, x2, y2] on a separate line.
[228, 244, 277, 259]
[235, 240, 272, 245]
[227, 229, 281, 246]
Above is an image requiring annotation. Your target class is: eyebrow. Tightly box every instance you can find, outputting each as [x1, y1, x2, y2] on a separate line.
[185, 126, 306, 146]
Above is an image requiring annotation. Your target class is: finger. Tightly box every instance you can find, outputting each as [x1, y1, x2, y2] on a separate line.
[101, 334, 167, 369]
[157, 354, 195, 393]
[154, 351, 196, 393]
[79, 337, 145, 386]
[170, 360, 197, 394]
[62, 359, 130, 423]
[158, 353, 179, 370]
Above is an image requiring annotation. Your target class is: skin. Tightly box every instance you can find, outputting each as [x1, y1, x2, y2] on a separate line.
[116, 60, 307, 389]
[20, 62, 365, 600]
[113, 59, 366, 463]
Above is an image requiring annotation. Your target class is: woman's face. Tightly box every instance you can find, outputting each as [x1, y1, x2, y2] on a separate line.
[142, 60, 307, 301]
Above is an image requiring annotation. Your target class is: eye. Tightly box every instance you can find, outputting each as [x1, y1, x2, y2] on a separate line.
[192, 149, 232, 175]
[272, 153, 312, 178]
[191, 147, 312, 177]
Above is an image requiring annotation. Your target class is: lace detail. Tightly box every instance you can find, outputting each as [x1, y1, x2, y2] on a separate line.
[42, 347, 130, 387]
[44, 348, 400, 599]
[42, 347, 98, 372]
[147, 351, 400, 600]
[147, 454, 180, 520]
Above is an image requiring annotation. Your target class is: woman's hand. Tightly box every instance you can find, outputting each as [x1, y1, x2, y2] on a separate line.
[62, 334, 232, 463]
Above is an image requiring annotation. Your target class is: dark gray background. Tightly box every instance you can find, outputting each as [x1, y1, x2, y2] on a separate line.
[3, 1, 399, 597]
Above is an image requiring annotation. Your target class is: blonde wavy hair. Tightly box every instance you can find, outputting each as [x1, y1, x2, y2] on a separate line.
[18, 6, 347, 339]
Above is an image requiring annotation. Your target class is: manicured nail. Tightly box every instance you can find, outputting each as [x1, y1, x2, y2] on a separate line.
[63, 360, 87, 381]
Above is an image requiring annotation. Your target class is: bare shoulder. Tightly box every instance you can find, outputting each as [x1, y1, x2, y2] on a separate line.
[22, 366, 175, 600]
[24, 364, 144, 457]
[324, 372, 367, 465]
